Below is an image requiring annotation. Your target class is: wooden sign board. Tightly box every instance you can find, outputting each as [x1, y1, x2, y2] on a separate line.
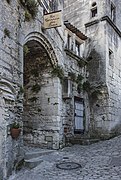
[44, 10, 62, 29]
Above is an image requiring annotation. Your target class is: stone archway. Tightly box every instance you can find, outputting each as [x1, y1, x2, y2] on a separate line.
[23, 34, 61, 149]
[24, 32, 58, 66]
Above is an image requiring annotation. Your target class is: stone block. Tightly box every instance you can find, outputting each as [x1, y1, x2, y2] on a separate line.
[45, 136, 53, 142]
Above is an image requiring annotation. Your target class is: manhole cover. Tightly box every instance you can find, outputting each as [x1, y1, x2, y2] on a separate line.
[56, 162, 82, 170]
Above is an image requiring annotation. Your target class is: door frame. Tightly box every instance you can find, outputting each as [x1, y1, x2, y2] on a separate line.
[74, 97, 85, 134]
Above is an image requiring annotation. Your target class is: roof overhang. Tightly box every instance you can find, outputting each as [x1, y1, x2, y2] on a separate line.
[64, 21, 88, 40]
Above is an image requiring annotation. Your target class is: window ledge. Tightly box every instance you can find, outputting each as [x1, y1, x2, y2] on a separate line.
[64, 48, 85, 62]
[85, 19, 99, 28]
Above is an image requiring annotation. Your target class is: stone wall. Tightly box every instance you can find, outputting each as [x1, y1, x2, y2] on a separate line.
[61, 43, 87, 141]
[0, 0, 23, 178]
[64, 0, 106, 33]
[0, 0, 64, 178]
[23, 47, 62, 149]
[2, 0, 121, 178]
[64, 0, 121, 138]
[106, 21, 121, 134]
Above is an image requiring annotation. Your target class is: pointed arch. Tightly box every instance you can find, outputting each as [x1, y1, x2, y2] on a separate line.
[24, 32, 58, 67]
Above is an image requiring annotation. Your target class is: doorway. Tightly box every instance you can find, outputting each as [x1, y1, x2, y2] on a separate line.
[74, 98, 84, 134]
[23, 40, 53, 147]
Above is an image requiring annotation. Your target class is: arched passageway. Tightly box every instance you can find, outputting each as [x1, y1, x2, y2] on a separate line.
[23, 40, 60, 149]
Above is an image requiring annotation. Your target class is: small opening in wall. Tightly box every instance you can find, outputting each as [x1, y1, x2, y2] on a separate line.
[64, 127, 68, 133]
[91, 2, 97, 18]
[109, 49, 114, 66]
[109, 49, 113, 58]
[91, 8, 97, 17]
[111, 3, 116, 23]
[67, 34, 71, 49]
[62, 78, 72, 99]
[92, 2, 97, 7]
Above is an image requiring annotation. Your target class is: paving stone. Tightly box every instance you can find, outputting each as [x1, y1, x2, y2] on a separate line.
[8, 136, 121, 180]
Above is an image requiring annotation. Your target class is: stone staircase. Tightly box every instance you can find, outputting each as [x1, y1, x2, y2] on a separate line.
[66, 134, 100, 145]
[24, 147, 55, 169]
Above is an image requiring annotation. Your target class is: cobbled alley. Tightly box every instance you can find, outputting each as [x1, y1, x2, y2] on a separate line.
[9, 136, 121, 180]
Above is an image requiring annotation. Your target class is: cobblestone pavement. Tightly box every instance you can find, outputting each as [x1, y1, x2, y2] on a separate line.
[9, 136, 121, 180]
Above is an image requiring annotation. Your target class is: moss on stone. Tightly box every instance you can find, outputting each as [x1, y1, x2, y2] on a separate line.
[51, 65, 64, 82]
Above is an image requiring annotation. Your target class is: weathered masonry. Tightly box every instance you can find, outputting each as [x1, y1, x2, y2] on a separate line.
[0, 0, 88, 179]
[1, 0, 121, 179]
[0, 0, 64, 178]
[64, 0, 121, 139]
[62, 21, 88, 143]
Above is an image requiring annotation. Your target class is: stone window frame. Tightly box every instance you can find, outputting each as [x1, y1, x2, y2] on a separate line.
[75, 40, 80, 56]
[62, 77, 72, 99]
[109, 49, 114, 67]
[67, 34, 71, 50]
[66, 30, 84, 58]
[91, 2, 97, 18]
[66, 30, 74, 51]
[74, 97, 85, 134]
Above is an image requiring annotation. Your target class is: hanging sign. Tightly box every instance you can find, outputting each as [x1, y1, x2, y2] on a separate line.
[44, 10, 62, 29]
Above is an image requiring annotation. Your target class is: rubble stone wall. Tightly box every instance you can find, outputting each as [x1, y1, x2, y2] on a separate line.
[0, 0, 64, 178]
[64, 0, 121, 138]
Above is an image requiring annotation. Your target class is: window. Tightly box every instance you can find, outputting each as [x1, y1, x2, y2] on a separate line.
[109, 49, 114, 66]
[92, 2, 96, 7]
[67, 34, 71, 49]
[75, 41, 80, 56]
[91, 8, 97, 17]
[66, 31, 84, 58]
[91, 2, 97, 17]
[111, 3, 116, 23]
[66, 33, 73, 51]
[71, 41, 74, 51]
[62, 78, 72, 99]
[40, 0, 58, 14]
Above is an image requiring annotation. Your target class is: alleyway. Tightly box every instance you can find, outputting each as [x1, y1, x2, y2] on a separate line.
[9, 136, 121, 180]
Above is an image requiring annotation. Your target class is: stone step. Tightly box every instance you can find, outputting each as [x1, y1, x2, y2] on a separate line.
[68, 138, 100, 145]
[24, 157, 43, 169]
[73, 134, 90, 139]
[24, 148, 55, 169]
[24, 149, 55, 160]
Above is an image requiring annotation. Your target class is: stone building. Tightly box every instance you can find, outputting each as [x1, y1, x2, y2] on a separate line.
[64, 0, 121, 139]
[1, 0, 121, 179]
[0, 0, 88, 179]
